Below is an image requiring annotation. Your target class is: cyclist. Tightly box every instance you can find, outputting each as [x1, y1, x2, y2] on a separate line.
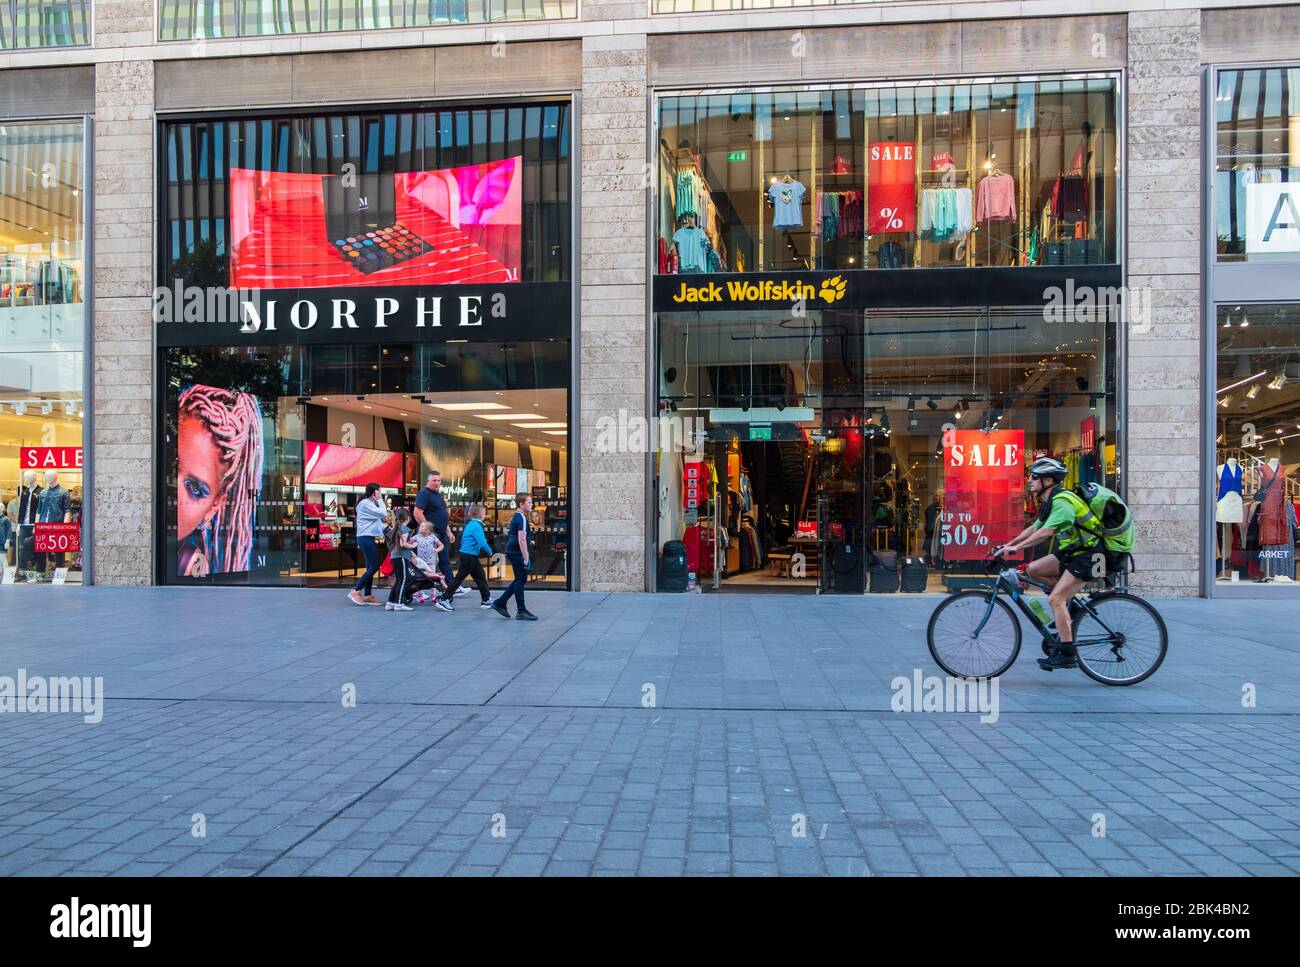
[993, 456, 1106, 671]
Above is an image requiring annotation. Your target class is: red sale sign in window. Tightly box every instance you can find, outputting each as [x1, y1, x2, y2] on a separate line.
[682, 460, 707, 510]
[34, 523, 81, 554]
[20, 447, 82, 470]
[867, 142, 916, 234]
[942, 430, 1025, 561]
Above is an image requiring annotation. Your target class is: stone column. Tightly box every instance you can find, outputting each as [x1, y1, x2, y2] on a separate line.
[1125, 9, 1202, 595]
[91, 7, 155, 584]
[577, 33, 649, 591]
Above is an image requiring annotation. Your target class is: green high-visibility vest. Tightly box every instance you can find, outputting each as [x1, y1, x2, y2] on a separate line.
[1045, 489, 1103, 554]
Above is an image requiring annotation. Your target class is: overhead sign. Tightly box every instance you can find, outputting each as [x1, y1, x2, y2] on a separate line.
[867, 142, 917, 234]
[1246, 183, 1300, 254]
[942, 429, 1025, 561]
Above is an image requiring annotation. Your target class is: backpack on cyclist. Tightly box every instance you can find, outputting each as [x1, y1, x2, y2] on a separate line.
[1074, 483, 1135, 558]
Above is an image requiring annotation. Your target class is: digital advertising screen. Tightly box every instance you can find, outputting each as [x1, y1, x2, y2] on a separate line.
[229, 157, 523, 289]
[304, 441, 404, 490]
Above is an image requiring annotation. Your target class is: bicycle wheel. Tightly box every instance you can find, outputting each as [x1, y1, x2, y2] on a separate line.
[1072, 592, 1168, 686]
[927, 590, 1022, 679]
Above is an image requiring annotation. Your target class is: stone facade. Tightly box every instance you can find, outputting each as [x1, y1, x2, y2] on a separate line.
[1125, 10, 1203, 595]
[90, 32, 155, 583]
[578, 32, 650, 592]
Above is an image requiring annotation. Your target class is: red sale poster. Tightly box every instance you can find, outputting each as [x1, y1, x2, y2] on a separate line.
[942, 430, 1025, 561]
[867, 142, 916, 233]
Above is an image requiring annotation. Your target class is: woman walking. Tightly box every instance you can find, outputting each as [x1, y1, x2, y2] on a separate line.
[438, 503, 494, 611]
[348, 482, 387, 606]
[385, 507, 418, 612]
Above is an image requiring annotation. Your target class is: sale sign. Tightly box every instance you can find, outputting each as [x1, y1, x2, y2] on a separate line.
[683, 460, 707, 511]
[20, 447, 82, 470]
[941, 430, 1025, 561]
[867, 142, 916, 233]
[34, 523, 80, 554]
[1080, 416, 1096, 452]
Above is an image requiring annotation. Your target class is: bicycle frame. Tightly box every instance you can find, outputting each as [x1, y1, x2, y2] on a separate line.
[972, 567, 1126, 649]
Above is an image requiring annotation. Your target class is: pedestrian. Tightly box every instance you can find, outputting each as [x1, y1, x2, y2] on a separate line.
[490, 492, 537, 621]
[385, 507, 418, 612]
[413, 471, 457, 592]
[439, 502, 493, 611]
[348, 483, 387, 606]
[407, 521, 448, 607]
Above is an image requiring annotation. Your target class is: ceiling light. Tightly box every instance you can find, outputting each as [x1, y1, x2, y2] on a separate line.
[13, 402, 25, 415]
[542, 430, 567, 436]
[1268, 373, 1285, 390]
[432, 402, 508, 411]
[512, 422, 566, 429]
[1217, 371, 1268, 395]
[1246, 384, 1260, 400]
[478, 413, 543, 421]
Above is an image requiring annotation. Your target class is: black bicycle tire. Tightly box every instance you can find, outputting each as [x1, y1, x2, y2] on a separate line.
[927, 589, 1023, 679]
[1072, 592, 1168, 686]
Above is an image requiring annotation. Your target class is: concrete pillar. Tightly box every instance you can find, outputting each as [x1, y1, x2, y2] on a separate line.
[1125, 9, 1202, 595]
[91, 4, 155, 584]
[577, 32, 649, 591]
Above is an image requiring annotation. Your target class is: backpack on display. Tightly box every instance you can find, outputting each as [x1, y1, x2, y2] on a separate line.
[831, 543, 865, 594]
[900, 556, 928, 593]
[659, 540, 689, 593]
[1074, 483, 1135, 555]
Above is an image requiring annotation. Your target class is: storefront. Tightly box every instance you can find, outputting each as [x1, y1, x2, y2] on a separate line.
[651, 74, 1124, 593]
[155, 100, 573, 590]
[1206, 64, 1300, 592]
[0, 118, 89, 587]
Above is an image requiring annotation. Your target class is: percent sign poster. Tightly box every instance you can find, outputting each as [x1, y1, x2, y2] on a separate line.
[867, 142, 916, 234]
[941, 429, 1025, 561]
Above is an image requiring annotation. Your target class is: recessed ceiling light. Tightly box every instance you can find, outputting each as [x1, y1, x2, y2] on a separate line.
[432, 402, 508, 411]
[512, 423, 566, 429]
[478, 413, 542, 421]
[542, 430, 567, 436]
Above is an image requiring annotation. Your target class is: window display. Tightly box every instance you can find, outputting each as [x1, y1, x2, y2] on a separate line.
[1215, 67, 1300, 261]
[0, 120, 87, 587]
[657, 76, 1118, 273]
[1213, 304, 1300, 585]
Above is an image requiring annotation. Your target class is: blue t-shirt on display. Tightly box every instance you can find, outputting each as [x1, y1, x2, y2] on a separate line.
[768, 179, 806, 228]
[672, 226, 710, 272]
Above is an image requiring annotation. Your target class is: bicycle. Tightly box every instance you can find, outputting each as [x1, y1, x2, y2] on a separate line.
[925, 553, 1168, 685]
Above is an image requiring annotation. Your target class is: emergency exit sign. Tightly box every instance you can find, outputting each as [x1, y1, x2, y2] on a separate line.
[727, 150, 747, 162]
[749, 425, 772, 441]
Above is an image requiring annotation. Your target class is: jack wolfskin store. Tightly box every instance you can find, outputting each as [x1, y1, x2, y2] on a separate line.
[154, 99, 574, 590]
[652, 74, 1126, 594]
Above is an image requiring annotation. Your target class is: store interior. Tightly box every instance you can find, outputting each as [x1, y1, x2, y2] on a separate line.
[1214, 303, 1300, 586]
[657, 307, 1116, 594]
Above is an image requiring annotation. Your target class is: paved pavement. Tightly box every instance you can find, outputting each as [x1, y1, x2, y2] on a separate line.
[1, 587, 1298, 876]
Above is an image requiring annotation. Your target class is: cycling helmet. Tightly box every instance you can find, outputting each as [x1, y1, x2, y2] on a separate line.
[1027, 456, 1068, 481]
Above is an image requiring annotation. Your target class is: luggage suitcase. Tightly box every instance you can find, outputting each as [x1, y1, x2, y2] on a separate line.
[900, 556, 928, 593]
[659, 540, 689, 593]
[869, 561, 900, 593]
[831, 543, 865, 594]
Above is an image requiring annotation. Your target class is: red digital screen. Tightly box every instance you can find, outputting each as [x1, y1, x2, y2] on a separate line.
[305, 442, 403, 490]
[229, 157, 522, 289]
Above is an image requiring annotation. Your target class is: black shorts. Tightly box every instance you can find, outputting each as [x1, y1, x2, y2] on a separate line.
[1058, 548, 1127, 581]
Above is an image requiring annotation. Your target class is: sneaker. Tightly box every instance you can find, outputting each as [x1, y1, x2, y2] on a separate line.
[480, 600, 495, 610]
[491, 602, 511, 619]
[1036, 647, 1078, 671]
[385, 602, 413, 612]
[347, 590, 366, 606]
[516, 610, 539, 621]
[434, 598, 454, 613]
[362, 595, 383, 606]
[412, 591, 433, 605]
[454, 586, 472, 597]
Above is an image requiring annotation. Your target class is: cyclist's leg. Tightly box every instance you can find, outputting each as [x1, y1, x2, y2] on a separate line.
[1048, 566, 1089, 645]
[1024, 553, 1060, 587]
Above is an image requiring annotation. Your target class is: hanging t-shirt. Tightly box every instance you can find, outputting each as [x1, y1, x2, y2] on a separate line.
[768, 179, 806, 229]
[672, 226, 710, 272]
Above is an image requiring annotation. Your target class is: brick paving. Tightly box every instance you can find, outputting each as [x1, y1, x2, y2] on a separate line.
[1, 588, 1297, 876]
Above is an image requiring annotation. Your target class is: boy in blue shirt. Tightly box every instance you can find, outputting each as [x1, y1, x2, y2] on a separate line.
[438, 503, 494, 611]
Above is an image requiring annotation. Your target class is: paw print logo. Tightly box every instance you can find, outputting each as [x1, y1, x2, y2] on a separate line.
[819, 275, 847, 304]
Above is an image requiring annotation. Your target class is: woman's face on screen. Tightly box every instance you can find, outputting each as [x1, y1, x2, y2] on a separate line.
[178, 412, 228, 540]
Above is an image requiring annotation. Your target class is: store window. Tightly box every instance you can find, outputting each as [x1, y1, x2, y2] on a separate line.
[1213, 304, 1300, 586]
[1, 1, 90, 48]
[161, 341, 570, 588]
[657, 76, 1118, 274]
[1215, 67, 1300, 261]
[0, 120, 86, 585]
[655, 306, 1118, 593]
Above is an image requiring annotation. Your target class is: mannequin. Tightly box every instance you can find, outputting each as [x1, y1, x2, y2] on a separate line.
[37, 470, 72, 575]
[1256, 457, 1295, 582]
[1216, 458, 1244, 579]
[14, 470, 42, 581]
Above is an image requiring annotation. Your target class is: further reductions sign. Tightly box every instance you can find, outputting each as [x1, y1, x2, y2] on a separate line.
[941, 430, 1024, 561]
[867, 142, 916, 234]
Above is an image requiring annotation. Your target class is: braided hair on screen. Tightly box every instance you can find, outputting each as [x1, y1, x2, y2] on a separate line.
[179, 385, 264, 573]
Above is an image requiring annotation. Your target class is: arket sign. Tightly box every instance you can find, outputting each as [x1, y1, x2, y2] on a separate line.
[1246, 183, 1300, 254]
[20, 447, 82, 471]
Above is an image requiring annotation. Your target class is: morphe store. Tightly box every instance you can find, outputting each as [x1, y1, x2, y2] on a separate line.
[154, 99, 574, 590]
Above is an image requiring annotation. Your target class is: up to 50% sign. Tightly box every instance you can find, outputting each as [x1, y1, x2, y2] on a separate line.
[939, 512, 989, 549]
